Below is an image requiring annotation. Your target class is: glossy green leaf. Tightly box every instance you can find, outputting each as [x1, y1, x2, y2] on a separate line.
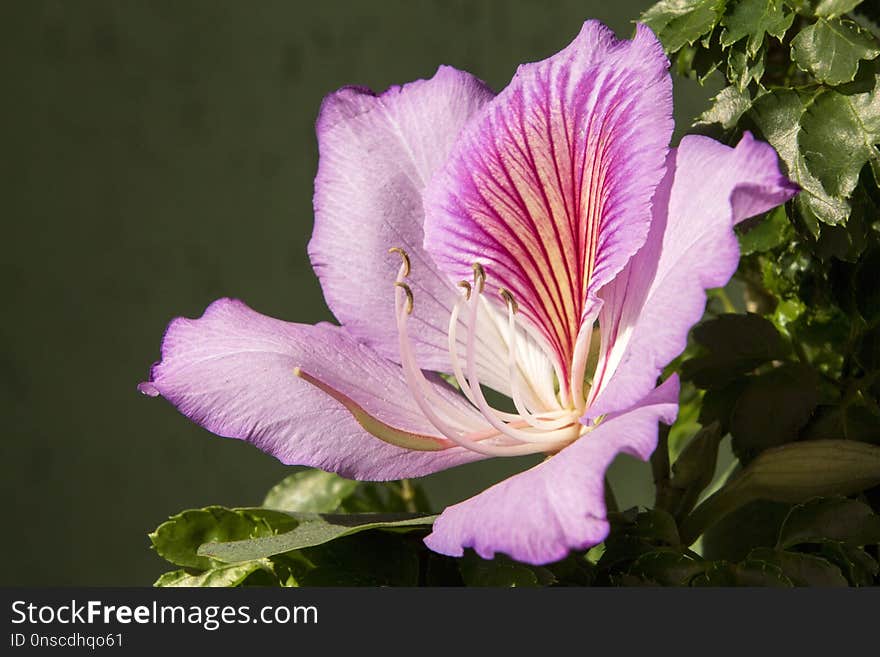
[154, 561, 269, 588]
[777, 496, 880, 548]
[792, 18, 879, 85]
[815, 541, 878, 585]
[641, 0, 727, 53]
[730, 363, 820, 464]
[149, 506, 298, 570]
[458, 552, 555, 587]
[698, 85, 753, 128]
[690, 559, 792, 586]
[720, 0, 794, 56]
[262, 469, 359, 513]
[750, 89, 851, 232]
[628, 550, 709, 586]
[199, 513, 435, 563]
[701, 499, 793, 560]
[681, 313, 790, 388]
[294, 532, 422, 586]
[726, 44, 766, 90]
[814, 0, 866, 19]
[663, 423, 724, 518]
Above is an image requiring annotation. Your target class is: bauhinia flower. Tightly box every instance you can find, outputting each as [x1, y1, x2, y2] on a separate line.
[139, 20, 797, 565]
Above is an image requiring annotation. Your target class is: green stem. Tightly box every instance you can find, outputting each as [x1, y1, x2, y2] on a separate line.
[399, 479, 418, 513]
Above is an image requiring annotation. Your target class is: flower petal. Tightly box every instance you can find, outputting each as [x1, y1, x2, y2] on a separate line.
[424, 375, 680, 565]
[139, 298, 487, 480]
[588, 133, 798, 419]
[423, 21, 673, 381]
[310, 66, 503, 379]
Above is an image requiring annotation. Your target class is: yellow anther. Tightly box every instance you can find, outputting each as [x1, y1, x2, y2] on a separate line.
[388, 247, 411, 277]
[395, 281, 414, 314]
[499, 288, 518, 314]
[472, 262, 486, 293]
[458, 280, 472, 300]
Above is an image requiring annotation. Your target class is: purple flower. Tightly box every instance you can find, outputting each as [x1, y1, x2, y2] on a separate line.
[139, 21, 797, 565]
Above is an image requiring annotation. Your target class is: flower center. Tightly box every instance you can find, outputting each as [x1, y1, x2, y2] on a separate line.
[390, 248, 591, 458]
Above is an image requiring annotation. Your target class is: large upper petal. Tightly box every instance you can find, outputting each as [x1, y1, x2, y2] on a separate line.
[138, 298, 487, 480]
[587, 133, 798, 419]
[424, 375, 680, 565]
[310, 66, 506, 380]
[423, 21, 673, 382]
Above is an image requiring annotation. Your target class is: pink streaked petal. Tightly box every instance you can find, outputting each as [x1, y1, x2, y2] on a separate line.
[140, 298, 487, 480]
[424, 375, 680, 565]
[587, 133, 798, 419]
[423, 21, 673, 380]
[309, 66, 503, 381]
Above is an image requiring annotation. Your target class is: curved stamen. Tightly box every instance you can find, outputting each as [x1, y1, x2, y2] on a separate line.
[463, 279, 580, 446]
[500, 289, 580, 431]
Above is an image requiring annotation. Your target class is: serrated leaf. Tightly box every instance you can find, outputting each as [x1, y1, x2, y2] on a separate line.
[792, 18, 880, 85]
[815, 0, 866, 19]
[750, 89, 851, 232]
[641, 0, 727, 53]
[295, 532, 422, 586]
[777, 496, 880, 548]
[665, 423, 724, 518]
[800, 81, 880, 202]
[628, 550, 709, 586]
[701, 499, 793, 560]
[199, 513, 435, 563]
[730, 362, 820, 463]
[720, 0, 794, 57]
[747, 547, 849, 586]
[697, 85, 754, 128]
[154, 561, 269, 588]
[726, 44, 766, 90]
[690, 559, 793, 585]
[262, 469, 359, 513]
[458, 552, 555, 587]
[681, 313, 790, 388]
[149, 507, 298, 570]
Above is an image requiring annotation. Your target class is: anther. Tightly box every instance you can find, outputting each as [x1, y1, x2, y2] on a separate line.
[395, 282, 414, 314]
[472, 262, 486, 293]
[458, 280, 472, 300]
[388, 247, 411, 277]
[499, 288, 518, 314]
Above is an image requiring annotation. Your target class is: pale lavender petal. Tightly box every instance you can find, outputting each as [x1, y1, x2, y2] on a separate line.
[310, 66, 496, 374]
[140, 298, 487, 480]
[423, 21, 673, 382]
[587, 133, 798, 419]
[424, 375, 680, 565]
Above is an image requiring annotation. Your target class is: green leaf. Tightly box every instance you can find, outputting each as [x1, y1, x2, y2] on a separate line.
[747, 547, 848, 586]
[701, 499, 793, 560]
[697, 85, 754, 128]
[262, 469, 359, 513]
[641, 0, 727, 53]
[628, 550, 709, 586]
[720, 0, 794, 57]
[750, 89, 851, 232]
[699, 379, 749, 433]
[792, 18, 880, 85]
[777, 496, 880, 548]
[737, 206, 794, 255]
[458, 552, 555, 587]
[726, 44, 766, 90]
[154, 561, 269, 588]
[690, 559, 793, 586]
[729, 362, 820, 464]
[681, 313, 790, 388]
[149, 507, 298, 570]
[680, 440, 880, 544]
[814, 0, 866, 19]
[199, 513, 436, 563]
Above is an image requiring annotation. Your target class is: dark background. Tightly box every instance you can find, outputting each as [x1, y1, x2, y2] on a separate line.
[2, 0, 716, 585]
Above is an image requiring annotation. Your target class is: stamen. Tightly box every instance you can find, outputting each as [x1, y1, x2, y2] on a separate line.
[388, 246, 411, 277]
[472, 262, 485, 293]
[395, 282, 414, 315]
[463, 276, 580, 446]
[458, 280, 472, 300]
